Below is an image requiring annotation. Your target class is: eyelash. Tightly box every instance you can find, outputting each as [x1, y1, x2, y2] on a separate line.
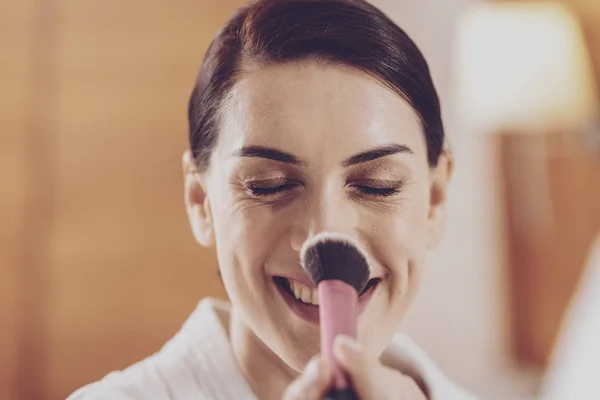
[247, 183, 299, 196]
[348, 184, 402, 197]
[245, 180, 403, 198]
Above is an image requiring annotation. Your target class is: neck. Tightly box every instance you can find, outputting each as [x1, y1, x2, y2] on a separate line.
[229, 306, 299, 400]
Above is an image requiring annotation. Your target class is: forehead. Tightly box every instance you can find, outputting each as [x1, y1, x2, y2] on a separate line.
[217, 62, 426, 159]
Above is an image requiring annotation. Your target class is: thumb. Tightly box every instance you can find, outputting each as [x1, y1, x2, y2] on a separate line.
[282, 356, 333, 400]
[333, 335, 377, 400]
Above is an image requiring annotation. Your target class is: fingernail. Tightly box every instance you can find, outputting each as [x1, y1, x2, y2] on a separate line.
[303, 357, 321, 383]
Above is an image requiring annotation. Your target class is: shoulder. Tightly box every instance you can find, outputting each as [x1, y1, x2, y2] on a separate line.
[66, 343, 219, 400]
[66, 298, 242, 400]
[66, 355, 181, 400]
[384, 333, 479, 400]
[67, 384, 137, 400]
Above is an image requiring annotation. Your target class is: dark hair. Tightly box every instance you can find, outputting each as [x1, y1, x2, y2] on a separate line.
[188, 0, 444, 171]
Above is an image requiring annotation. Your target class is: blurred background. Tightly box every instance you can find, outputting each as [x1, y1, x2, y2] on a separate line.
[1, 0, 599, 399]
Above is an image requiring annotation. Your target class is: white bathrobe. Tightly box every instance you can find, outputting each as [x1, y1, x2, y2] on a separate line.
[540, 235, 600, 400]
[68, 298, 477, 400]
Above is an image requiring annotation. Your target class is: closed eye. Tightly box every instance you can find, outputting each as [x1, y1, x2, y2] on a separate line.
[245, 179, 301, 197]
[346, 179, 404, 198]
[352, 186, 401, 197]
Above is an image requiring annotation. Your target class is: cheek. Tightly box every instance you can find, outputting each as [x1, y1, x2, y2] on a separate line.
[358, 186, 430, 303]
[395, 203, 429, 255]
[214, 197, 289, 277]
[364, 193, 429, 260]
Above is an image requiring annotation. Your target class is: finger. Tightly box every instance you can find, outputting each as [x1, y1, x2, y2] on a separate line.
[379, 368, 428, 400]
[282, 356, 333, 400]
[333, 335, 378, 400]
[334, 336, 427, 400]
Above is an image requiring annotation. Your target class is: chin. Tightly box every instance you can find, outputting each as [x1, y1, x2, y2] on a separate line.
[280, 315, 322, 363]
[255, 291, 320, 370]
[285, 330, 321, 370]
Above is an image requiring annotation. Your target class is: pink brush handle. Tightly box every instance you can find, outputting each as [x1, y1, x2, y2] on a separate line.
[318, 280, 357, 390]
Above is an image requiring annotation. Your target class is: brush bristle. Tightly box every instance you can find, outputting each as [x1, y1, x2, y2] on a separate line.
[300, 233, 370, 294]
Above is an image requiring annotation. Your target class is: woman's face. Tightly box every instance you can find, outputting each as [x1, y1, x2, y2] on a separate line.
[184, 62, 451, 371]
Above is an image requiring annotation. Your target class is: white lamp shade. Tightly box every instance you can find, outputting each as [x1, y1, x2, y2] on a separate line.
[454, 2, 598, 133]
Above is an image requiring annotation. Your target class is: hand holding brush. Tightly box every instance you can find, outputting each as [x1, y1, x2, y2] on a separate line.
[282, 336, 427, 400]
[281, 233, 426, 400]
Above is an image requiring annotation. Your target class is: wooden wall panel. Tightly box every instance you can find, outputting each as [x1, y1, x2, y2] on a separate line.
[0, 2, 35, 399]
[43, 1, 243, 399]
[501, 134, 600, 366]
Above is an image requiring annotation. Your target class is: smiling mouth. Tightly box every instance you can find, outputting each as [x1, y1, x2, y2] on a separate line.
[273, 276, 381, 307]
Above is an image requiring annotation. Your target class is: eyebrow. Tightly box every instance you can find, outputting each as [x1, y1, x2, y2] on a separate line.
[232, 143, 413, 167]
[342, 144, 414, 167]
[232, 146, 303, 165]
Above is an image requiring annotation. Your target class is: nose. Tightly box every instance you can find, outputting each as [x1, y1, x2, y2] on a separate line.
[290, 186, 359, 252]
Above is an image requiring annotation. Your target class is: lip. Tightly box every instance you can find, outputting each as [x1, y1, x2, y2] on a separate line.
[273, 276, 380, 324]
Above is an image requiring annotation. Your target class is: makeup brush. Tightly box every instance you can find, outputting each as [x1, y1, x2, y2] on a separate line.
[300, 232, 370, 400]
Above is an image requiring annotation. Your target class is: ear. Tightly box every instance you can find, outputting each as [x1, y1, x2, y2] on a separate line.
[426, 149, 453, 249]
[182, 150, 215, 247]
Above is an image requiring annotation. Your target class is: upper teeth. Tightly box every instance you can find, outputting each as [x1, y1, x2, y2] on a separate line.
[289, 280, 319, 306]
